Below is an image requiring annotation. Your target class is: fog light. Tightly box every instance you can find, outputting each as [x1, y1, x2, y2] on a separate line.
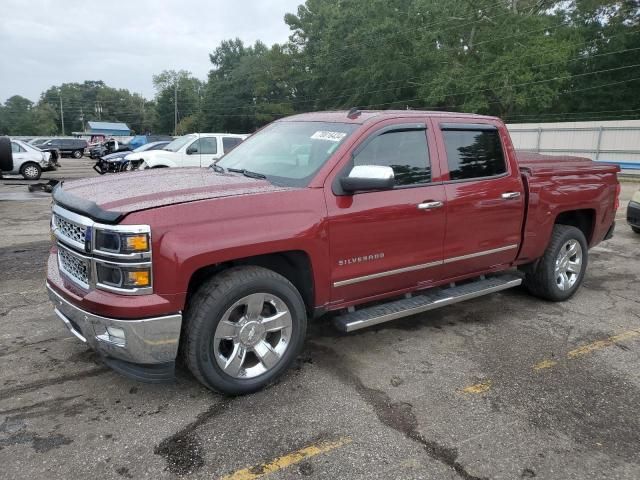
[125, 270, 150, 287]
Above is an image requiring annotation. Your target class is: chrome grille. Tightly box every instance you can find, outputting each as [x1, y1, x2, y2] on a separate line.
[58, 247, 90, 287]
[54, 214, 86, 245]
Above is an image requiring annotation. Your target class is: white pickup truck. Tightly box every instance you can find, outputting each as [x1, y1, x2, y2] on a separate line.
[136, 133, 248, 169]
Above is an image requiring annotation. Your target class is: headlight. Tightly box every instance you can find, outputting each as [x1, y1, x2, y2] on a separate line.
[94, 230, 150, 255]
[96, 263, 152, 290]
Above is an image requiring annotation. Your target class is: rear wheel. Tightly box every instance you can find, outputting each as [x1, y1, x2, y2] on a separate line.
[632, 226, 640, 234]
[524, 225, 588, 301]
[184, 266, 307, 395]
[72, 149, 83, 159]
[20, 162, 42, 180]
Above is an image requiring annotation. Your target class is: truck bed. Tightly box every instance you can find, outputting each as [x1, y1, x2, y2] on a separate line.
[515, 151, 620, 176]
[515, 151, 619, 264]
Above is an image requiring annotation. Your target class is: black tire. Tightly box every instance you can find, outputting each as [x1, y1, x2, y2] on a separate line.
[20, 162, 42, 180]
[524, 225, 588, 301]
[184, 266, 307, 395]
[151, 165, 167, 168]
[72, 149, 83, 159]
[632, 226, 640, 234]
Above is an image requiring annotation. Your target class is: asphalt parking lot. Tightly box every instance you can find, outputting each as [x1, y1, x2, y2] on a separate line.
[1, 159, 639, 480]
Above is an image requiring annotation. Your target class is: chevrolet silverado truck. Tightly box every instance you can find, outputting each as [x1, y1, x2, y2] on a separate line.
[43, 110, 620, 395]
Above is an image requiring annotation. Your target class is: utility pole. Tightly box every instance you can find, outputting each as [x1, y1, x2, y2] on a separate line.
[79, 107, 85, 132]
[174, 81, 178, 136]
[59, 95, 65, 135]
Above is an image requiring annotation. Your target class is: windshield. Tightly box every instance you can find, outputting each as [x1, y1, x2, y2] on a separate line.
[217, 121, 357, 186]
[163, 135, 194, 152]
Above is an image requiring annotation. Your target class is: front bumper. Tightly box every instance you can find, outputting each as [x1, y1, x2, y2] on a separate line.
[47, 282, 182, 366]
[627, 201, 640, 228]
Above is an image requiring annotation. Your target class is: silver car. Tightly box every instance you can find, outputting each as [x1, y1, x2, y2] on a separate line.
[9, 139, 51, 180]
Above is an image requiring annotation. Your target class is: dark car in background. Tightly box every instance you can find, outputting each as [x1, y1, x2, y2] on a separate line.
[93, 140, 171, 174]
[41, 138, 88, 158]
[628, 188, 640, 234]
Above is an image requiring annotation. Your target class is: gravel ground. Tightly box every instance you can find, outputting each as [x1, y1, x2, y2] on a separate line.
[0, 159, 639, 480]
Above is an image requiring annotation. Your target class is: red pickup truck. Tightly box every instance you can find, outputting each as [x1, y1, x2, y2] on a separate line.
[45, 110, 620, 394]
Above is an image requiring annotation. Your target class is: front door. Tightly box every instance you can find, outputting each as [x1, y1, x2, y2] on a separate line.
[434, 120, 525, 279]
[326, 120, 446, 305]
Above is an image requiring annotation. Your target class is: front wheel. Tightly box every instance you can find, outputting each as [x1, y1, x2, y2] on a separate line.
[21, 162, 42, 180]
[524, 225, 588, 301]
[632, 226, 640, 234]
[184, 266, 307, 395]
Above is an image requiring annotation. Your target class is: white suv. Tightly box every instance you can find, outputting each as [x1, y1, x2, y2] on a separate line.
[135, 133, 248, 169]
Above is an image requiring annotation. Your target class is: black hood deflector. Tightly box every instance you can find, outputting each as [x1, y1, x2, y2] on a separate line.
[52, 183, 124, 224]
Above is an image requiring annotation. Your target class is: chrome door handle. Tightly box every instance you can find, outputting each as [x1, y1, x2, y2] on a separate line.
[417, 201, 444, 210]
[501, 192, 521, 200]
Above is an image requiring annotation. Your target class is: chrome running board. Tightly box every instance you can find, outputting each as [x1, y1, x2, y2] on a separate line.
[333, 273, 522, 332]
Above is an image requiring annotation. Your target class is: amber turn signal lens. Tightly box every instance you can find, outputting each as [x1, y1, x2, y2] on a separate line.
[125, 270, 150, 287]
[124, 234, 149, 252]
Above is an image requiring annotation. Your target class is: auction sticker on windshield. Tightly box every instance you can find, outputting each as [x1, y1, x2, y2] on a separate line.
[311, 131, 347, 142]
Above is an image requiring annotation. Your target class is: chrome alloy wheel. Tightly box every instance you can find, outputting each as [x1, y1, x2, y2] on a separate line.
[212, 293, 293, 379]
[23, 165, 39, 179]
[555, 239, 583, 291]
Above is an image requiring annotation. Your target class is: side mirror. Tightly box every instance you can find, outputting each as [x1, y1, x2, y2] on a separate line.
[340, 165, 395, 193]
[186, 146, 198, 155]
[0, 137, 13, 172]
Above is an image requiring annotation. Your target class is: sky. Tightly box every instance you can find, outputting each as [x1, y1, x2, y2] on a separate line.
[0, 0, 303, 103]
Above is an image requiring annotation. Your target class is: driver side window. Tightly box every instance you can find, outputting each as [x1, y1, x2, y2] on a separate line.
[353, 129, 431, 186]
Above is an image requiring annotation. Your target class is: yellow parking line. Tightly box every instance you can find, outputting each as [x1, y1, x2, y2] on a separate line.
[567, 328, 640, 358]
[533, 359, 557, 370]
[462, 328, 640, 393]
[461, 380, 492, 394]
[219, 437, 351, 480]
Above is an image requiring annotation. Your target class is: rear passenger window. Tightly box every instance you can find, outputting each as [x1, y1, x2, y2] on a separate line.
[442, 128, 506, 180]
[222, 137, 242, 153]
[353, 129, 430, 186]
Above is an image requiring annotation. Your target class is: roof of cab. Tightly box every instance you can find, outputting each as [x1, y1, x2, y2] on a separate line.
[279, 110, 498, 124]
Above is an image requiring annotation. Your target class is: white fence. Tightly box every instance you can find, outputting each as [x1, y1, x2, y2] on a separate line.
[507, 119, 640, 169]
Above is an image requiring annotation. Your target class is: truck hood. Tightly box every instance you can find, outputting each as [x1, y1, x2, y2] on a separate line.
[53, 167, 292, 223]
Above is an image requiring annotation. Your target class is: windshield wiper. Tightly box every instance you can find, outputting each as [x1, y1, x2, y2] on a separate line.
[227, 168, 267, 179]
[210, 163, 226, 173]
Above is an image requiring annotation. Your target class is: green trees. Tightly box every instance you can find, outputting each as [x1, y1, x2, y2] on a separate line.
[0, 96, 57, 136]
[152, 70, 205, 135]
[2, 1, 638, 136]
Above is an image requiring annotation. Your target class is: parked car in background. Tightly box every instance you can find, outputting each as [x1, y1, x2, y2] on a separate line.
[7, 139, 52, 179]
[89, 138, 131, 159]
[139, 133, 248, 169]
[41, 138, 88, 158]
[628, 188, 640, 234]
[126, 134, 174, 150]
[93, 141, 171, 174]
[29, 138, 52, 147]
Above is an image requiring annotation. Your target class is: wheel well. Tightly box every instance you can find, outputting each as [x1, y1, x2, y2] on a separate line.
[555, 209, 595, 244]
[186, 251, 315, 314]
[20, 161, 39, 172]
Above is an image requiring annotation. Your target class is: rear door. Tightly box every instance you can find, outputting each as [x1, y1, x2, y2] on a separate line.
[326, 119, 447, 305]
[433, 119, 525, 279]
